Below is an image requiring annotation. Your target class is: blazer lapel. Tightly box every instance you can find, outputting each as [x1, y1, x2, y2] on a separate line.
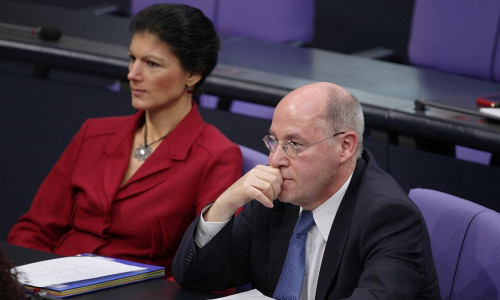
[116, 103, 206, 200]
[116, 141, 175, 199]
[102, 112, 142, 204]
[315, 156, 367, 299]
[315, 197, 353, 299]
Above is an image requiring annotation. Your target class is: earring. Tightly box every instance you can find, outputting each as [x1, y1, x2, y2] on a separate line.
[186, 86, 194, 94]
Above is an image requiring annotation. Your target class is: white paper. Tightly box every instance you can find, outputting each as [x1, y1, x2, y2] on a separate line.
[216, 289, 274, 299]
[15, 256, 146, 287]
[480, 107, 500, 118]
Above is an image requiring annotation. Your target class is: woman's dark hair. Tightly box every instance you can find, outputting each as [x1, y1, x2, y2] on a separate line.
[0, 250, 24, 300]
[130, 4, 220, 93]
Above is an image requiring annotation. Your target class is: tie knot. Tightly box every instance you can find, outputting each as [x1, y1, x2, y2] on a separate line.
[293, 210, 315, 234]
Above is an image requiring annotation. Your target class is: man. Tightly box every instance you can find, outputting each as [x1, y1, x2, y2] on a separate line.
[173, 82, 441, 299]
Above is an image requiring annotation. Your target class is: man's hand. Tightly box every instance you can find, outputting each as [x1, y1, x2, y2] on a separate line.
[204, 165, 283, 222]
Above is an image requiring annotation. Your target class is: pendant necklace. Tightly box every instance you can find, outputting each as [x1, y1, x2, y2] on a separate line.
[133, 122, 168, 161]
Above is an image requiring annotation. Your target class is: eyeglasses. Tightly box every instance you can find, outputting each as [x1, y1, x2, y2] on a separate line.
[263, 131, 345, 158]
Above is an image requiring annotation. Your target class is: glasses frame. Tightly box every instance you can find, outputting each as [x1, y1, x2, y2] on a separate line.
[263, 131, 345, 158]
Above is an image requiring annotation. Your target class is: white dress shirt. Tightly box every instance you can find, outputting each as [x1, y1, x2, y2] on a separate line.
[195, 174, 353, 300]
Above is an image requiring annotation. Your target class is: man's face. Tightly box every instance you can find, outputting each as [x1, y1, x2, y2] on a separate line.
[268, 93, 343, 210]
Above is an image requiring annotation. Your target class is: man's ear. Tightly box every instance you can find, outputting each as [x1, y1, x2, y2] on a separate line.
[339, 132, 358, 163]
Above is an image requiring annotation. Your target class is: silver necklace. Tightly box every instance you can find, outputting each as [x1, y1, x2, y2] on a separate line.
[133, 122, 167, 161]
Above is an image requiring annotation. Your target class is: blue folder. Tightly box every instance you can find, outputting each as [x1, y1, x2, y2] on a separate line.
[23, 254, 165, 298]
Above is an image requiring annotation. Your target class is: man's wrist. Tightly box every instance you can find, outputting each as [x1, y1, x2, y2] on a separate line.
[203, 199, 237, 222]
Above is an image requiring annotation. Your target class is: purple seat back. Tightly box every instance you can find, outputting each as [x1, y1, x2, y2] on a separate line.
[408, 188, 489, 300]
[238, 145, 268, 174]
[130, 0, 315, 45]
[230, 100, 275, 120]
[408, 0, 500, 81]
[451, 209, 500, 300]
[494, 38, 500, 82]
[130, 1, 218, 21]
[217, 0, 315, 44]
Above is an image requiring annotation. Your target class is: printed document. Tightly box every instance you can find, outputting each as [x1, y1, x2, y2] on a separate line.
[15, 256, 145, 287]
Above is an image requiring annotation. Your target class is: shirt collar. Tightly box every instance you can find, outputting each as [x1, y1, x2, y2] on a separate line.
[302, 173, 353, 242]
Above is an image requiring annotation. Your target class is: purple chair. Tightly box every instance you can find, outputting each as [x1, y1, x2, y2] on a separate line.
[217, 0, 315, 45]
[130, 0, 315, 45]
[408, 188, 489, 300]
[130, 0, 218, 21]
[494, 39, 500, 82]
[408, 0, 500, 82]
[407, 0, 500, 164]
[218, 0, 314, 117]
[451, 209, 500, 300]
[229, 101, 275, 120]
[238, 144, 268, 174]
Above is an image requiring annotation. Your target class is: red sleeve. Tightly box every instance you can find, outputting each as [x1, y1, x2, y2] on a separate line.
[195, 141, 243, 216]
[7, 121, 89, 252]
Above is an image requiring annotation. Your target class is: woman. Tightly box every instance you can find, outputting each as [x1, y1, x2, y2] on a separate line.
[8, 4, 242, 277]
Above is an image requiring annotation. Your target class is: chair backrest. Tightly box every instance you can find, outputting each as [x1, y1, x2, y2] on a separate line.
[408, 0, 500, 82]
[130, 0, 315, 45]
[238, 145, 268, 174]
[408, 188, 489, 300]
[130, 0, 218, 21]
[451, 209, 500, 300]
[216, 0, 314, 45]
[494, 38, 500, 82]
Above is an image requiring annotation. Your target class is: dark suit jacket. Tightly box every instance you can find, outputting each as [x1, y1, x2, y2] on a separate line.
[8, 104, 242, 277]
[173, 150, 441, 299]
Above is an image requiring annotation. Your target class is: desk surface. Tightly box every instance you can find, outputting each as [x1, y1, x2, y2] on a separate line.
[0, 1, 500, 152]
[1, 242, 218, 300]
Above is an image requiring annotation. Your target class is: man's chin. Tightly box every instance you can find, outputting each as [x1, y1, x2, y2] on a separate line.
[276, 191, 293, 204]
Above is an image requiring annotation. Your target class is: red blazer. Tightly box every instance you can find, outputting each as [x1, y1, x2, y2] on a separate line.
[8, 104, 242, 277]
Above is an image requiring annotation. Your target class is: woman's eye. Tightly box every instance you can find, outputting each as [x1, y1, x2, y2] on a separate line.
[147, 61, 160, 68]
[128, 55, 136, 61]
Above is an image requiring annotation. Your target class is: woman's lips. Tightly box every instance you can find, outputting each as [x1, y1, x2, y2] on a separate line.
[131, 88, 146, 96]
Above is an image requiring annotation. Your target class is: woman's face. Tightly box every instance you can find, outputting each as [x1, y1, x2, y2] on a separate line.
[127, 32, 200, 112]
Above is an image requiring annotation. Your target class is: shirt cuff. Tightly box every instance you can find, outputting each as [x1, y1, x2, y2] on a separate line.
[195, 204, 231, 248]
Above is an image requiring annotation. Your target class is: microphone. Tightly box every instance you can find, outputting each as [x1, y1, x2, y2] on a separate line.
[34, 26, 62, 41]
[0, 22, 62, 41]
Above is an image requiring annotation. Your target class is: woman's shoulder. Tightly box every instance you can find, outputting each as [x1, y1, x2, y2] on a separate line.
[83, 113, 137, 130]
[197, 123, 240, 152]
[78, 113, 139, 138]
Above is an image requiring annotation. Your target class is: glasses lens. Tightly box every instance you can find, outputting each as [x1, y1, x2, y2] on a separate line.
[284, 141, 298, 158]
[263, 136, 277, 152]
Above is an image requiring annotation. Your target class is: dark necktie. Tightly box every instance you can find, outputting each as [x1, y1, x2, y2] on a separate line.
[273, 210, 315, 300]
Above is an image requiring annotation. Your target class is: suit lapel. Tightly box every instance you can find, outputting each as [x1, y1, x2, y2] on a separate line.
[315, 156, 367, 299]
[315, 195, 353, 299]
